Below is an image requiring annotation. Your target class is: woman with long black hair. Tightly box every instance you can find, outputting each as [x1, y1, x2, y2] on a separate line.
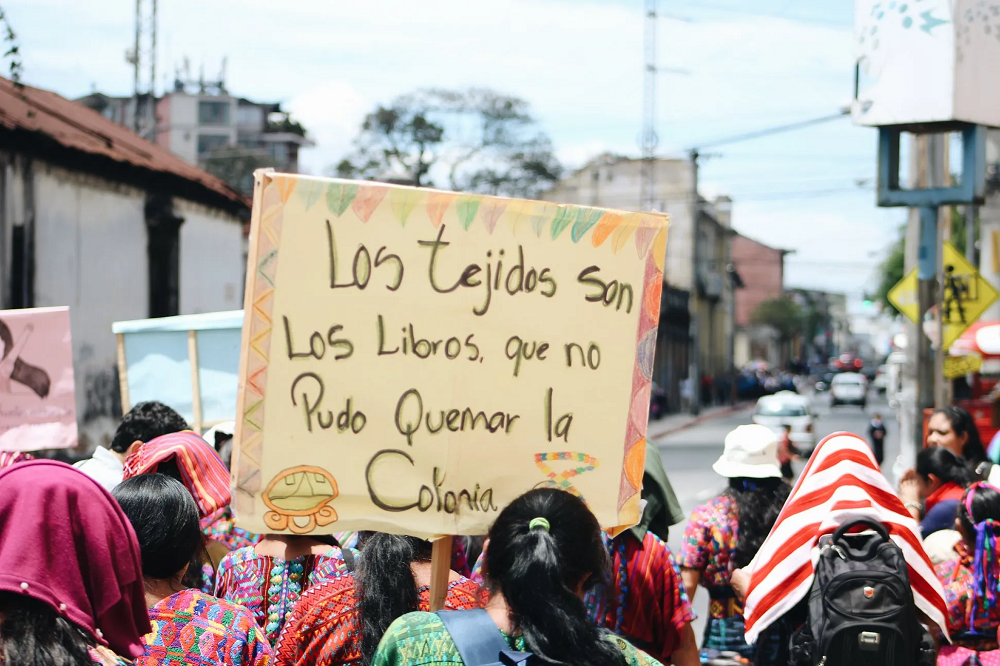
[679, 424, 791, 661]
[926, 405, 997, 482]
[899, 446, 974, 537]
[273, 532, 481, 665]
[372, 488, 660, 666]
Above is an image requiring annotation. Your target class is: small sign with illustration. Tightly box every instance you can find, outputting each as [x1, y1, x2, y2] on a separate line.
[233, 172, 668, 538]
[0, 306, 77, 452]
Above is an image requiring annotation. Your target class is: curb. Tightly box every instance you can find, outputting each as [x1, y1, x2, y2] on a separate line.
[648, 402, 753, 440]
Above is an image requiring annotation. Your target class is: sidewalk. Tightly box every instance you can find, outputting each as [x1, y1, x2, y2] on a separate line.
[647, 402, 753, 441]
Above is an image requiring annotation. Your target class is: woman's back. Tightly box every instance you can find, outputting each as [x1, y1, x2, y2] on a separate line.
[274, 574, 481, 666]
[372, 612, 660, 666]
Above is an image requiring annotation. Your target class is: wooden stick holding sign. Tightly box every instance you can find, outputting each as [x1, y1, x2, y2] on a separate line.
[429, 536, 455, 612]
[231, 172, 667, 565]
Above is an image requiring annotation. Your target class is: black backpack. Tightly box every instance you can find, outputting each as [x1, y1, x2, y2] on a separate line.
[437, 609, 535, 666]
[788, 519, 935, 666]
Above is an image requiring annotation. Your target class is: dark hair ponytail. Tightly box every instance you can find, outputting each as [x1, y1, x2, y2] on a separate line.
[725, 477, 792, 569]
[356, 532, 433, 666]
[917, 446, 974, 488]
[0, 592, 93, 666]
[485, 488, 626, 666]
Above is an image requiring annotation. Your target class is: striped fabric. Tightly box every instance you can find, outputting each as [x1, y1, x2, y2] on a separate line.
[0, 451, 33, 469]
[123, 431, 230, 520]
[743, 432, 948, 644]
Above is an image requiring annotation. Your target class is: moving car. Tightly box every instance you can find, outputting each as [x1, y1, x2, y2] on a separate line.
[873, 364, 889, 395]
[830, 372, 867, 409]
[752, 391, 816, 454]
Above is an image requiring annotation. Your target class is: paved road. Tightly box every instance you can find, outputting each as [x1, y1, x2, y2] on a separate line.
[650, 389, 898, 646]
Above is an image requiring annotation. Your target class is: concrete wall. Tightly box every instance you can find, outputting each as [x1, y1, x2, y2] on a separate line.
[732, 234, 784, 326]
[178, 199, 244, 314]
[10, 161, 244, 450]
[32, 164, 150, 448]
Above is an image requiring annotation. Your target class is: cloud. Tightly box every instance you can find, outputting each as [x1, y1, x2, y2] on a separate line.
[285, 80, 369, 174]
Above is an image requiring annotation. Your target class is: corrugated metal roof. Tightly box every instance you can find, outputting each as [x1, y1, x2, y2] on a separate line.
[0, 77, 249, 212]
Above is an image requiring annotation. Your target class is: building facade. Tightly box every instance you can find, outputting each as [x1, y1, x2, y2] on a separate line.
[77, 80, 313, 190]
[0, 77, 250, 449]
[543, 153, 736, 411]
[731, 234, 789, 368]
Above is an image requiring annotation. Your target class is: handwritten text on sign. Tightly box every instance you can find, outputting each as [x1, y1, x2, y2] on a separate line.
[234, 174, 668, 538]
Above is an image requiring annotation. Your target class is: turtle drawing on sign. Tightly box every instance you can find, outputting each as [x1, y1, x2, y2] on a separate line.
[262, 465, 339, 534]
[0, 319, 51, 398]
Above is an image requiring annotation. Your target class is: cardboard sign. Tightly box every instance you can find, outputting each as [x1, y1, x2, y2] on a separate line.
[233, 173, 668, 538]
[0, 306, 77, 451]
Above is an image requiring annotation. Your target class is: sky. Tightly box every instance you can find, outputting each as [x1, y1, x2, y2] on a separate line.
[7, 0, 905, 304]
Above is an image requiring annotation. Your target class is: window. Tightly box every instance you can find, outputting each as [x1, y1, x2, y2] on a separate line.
[197, 134, 230, 157]
[754, 402, 807, 417]
[145, 196, 184, 318]
[198, 100, 230, 126]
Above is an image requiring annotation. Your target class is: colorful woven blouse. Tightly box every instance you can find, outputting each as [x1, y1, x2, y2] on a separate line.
[935, 541, 1000, 651]
[585, 532, 695, 662]
[214, 545, 352, 645]
[138, 588, 273, 666]
[273, 576, 482, 666]
[679, 493, 751, 657]
[371, 612, 663, 666]
[204, 507, 261, 552]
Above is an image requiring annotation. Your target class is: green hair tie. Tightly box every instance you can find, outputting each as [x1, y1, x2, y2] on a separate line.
[528, 517, 550, 532]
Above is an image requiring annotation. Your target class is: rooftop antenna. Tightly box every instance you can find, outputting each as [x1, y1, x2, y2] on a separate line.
[639, 0, 658, 213]
[127, 0, 157, 137]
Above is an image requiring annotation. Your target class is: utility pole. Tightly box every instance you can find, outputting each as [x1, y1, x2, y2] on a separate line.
[640, 0, 658, 212]
[689, 149, 701, 415]
[127, 0, 157, 139]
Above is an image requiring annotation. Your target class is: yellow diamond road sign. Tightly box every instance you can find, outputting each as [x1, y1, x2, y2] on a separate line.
[887, 241, 1000, 350]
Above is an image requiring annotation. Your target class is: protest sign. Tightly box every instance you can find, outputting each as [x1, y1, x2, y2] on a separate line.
[233, 172, 668, 538]
[0, 306, 77, 451]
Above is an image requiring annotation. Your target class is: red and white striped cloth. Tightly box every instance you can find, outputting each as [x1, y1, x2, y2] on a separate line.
[743, 432, 948, 644]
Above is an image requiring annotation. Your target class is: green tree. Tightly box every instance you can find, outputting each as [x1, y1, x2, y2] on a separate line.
[335, 88, 562, 198]
[201, 146, 273, 196]
[752, 297, 805, 340]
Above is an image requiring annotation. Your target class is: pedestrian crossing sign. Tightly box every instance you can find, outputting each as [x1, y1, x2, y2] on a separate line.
[887, 241, 999, 350]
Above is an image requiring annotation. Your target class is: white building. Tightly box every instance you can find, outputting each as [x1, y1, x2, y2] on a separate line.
[0, 76, 250, 450]
[77, 80, 313, 186]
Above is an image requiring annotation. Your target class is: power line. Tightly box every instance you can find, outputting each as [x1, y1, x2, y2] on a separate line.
[689, 110, 851, 151]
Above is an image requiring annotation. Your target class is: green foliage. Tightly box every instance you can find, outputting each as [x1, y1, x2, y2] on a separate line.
[751, 298, 805, 340]
[0, 5, 21, 87]
[334, 88, 562, 199]
[200, 147, 273, 196]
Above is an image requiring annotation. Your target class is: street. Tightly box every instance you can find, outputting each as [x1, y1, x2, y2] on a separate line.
[654, 389, 898, 646]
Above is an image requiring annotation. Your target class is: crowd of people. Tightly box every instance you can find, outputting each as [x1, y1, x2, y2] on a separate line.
[3, 399, 1000, 665]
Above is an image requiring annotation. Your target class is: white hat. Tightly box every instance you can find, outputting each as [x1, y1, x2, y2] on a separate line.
[712, 424, 782, 479]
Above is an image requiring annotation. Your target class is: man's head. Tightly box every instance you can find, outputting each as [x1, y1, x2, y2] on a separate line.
[110, 401, 188, 456]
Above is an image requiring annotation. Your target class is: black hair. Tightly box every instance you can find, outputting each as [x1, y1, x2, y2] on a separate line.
[0, 319, 50, 398]
[355, 532, 433, 666]
[110, 401, 188, 454]
[958, 483, 1000, 537]
[484, 488, 626, 666]
[725, 477, 792, 569]
[217, 439, 233, 470]
[112, 473, 202, 579]
[932, 406, 987, 464]
[0, 592, 93, 666]
[916, 446, 974, 488]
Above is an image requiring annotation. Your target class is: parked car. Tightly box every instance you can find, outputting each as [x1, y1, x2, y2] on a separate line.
[830, 372, 868, 409]
[752, 391, 816, 454]
[873, 364, 889, 395]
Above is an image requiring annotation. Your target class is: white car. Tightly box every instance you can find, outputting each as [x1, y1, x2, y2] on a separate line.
[830, 372, 868, 409]
[752, 391, 816, 453]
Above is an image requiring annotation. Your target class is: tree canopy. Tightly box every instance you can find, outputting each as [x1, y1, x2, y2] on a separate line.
[334, 88, 562, 199]
[752, 297, 805, 340]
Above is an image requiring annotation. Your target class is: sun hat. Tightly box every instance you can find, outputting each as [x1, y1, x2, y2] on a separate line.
[712, 424, 782, 479]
